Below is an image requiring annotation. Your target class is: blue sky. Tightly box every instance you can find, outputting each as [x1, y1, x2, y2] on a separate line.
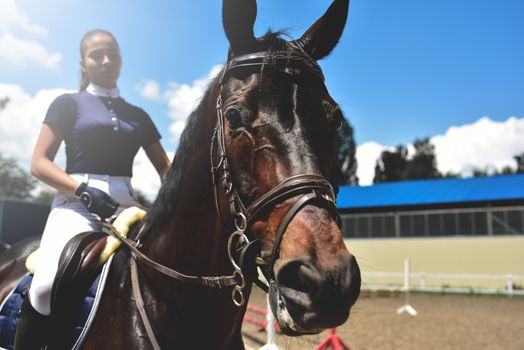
[1, 0, 523, 194]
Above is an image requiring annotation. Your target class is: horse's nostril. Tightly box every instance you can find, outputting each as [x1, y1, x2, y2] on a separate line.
[276, 256, 361, 308]
[275, 257, 360, 330]
[277, 259, 321, 296]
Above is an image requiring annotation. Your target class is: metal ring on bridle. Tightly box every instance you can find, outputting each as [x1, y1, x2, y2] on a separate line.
[232, 286, 245, 307]
[234, 212, 247, 231]
[227, 230, 249, 271]
[233, 269, 245, 289]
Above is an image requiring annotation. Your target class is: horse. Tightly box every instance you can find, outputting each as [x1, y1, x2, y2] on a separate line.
[0, 0, 360, 348]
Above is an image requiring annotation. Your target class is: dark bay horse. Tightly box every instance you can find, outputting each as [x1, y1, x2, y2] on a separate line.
[0, 0, 360, 348]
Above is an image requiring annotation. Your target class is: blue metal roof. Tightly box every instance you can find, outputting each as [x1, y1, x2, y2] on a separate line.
[337, 174, 524, 209]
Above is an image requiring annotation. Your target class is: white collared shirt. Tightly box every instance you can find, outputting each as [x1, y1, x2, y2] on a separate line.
[86, 82, 120, 98]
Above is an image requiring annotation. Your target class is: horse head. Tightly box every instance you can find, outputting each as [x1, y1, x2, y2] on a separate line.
[219, 0, 360, 335]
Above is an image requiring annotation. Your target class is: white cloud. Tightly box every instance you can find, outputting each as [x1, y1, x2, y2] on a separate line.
[131, 149, 175, 201]
[0, 33, 61, 70]
[169, 121, 186, 140]
[356, 141, 390, 186]
[0, 84, 71, 170]
[355, 116, 524, 186]
[139, 65, 223, 144]
[0, 0, 48, 36]
[432, 116, 524, 176]
[0, 0, 61, 69]
[0, 84, 67, 198]
[137, 80, 162, 101]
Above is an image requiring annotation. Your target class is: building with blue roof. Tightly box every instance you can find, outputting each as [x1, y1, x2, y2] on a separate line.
[337, 174, 524, 238]
[336, 174, 524, 289]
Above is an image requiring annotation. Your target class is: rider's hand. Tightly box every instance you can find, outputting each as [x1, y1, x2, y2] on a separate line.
[74, 182, 119, 220]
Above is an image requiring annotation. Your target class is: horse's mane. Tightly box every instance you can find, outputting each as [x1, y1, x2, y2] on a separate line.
[139, 31, 295, 237]
[140, 77, 219, 236]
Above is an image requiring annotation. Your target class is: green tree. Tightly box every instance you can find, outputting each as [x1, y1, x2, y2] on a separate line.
[442, 171, 460, 178]
[515, 153, 524, 173]
[499, 166, 515, 175]
[403, 138, 441, 180]
[471, 168, 489, 177]
[34, 189, 57, 205]
[0, 152, 35, 199]
[470, 153, 524, 177]
[373, 145, 408, 183]
[335, 117, 358, 185]
[373, 138, 442, 183]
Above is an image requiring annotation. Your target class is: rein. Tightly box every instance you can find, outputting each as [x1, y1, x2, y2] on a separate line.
[102, 224, 243, 350]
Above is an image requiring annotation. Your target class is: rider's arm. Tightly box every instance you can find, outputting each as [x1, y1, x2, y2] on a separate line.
[31, 123, 80, 195]
[144, 140, 171, 180]
[31, 123, 119, 219]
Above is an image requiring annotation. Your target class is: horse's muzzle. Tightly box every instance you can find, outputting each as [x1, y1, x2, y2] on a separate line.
[269, 254, 361, 335]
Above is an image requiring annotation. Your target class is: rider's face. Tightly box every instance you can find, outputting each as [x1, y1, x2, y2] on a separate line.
[81, 34, 121, 89]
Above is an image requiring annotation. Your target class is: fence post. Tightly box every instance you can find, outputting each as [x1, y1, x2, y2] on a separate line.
[507, 273, 514, 297]
[403, 257, 410, 291]
[420, 272, 426, 290]
[397, 258, 418, 316]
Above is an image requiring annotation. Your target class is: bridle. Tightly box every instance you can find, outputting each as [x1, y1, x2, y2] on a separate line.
[104, 49, 340, 350]
[211, 50, 340, 297]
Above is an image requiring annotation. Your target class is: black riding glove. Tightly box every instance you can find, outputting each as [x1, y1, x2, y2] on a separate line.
[74, 182, 119, 220]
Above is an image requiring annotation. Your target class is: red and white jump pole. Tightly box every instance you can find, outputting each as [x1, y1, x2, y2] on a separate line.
[315, 328, 351, 350]
[244, 298, 352, 350]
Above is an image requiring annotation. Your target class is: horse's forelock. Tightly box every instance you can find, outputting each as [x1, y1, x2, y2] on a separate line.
[257, 30, 291, 51]
[227, 30, 296, 60]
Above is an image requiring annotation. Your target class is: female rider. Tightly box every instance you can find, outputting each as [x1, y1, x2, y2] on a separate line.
[14, 28, 171, 349]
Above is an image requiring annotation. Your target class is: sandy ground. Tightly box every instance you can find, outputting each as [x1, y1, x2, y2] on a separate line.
[242, 288, 524, 350]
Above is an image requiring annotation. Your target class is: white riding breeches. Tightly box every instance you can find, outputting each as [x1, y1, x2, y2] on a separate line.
[28, 174, 141, 316]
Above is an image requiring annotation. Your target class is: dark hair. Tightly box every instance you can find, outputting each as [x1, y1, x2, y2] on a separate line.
[79, 29, 120, 91]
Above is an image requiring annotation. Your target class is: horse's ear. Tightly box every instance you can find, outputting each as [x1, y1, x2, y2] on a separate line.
[222, 0, 258, 55]
[292, 0, 349, 60]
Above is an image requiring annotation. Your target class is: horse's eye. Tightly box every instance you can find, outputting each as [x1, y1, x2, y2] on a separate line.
[225, 108, 242, 128]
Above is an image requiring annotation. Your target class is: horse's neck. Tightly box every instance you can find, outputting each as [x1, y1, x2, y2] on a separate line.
[92, 91, 245, 349]
[144, 109, 228, 276]
[110, 92, 246, 346]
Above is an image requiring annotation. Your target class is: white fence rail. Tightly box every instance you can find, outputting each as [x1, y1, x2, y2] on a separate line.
[362, 270, 524, 296]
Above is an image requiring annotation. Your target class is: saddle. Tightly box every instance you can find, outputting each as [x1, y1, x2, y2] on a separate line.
[0, 206, 147, 349]
[49, 230, 108, 348]
[49, 207, 147, 347]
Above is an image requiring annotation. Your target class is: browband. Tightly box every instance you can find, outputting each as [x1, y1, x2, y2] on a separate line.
[219, 50, 325, 85]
